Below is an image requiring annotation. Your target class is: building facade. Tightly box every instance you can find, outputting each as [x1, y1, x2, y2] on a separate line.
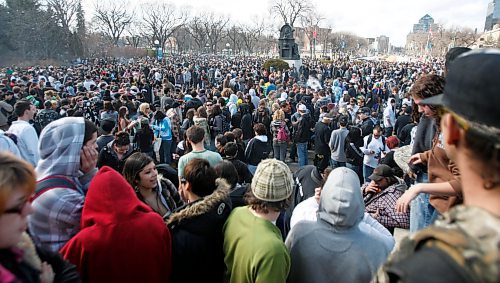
[485, 0, 500, 31]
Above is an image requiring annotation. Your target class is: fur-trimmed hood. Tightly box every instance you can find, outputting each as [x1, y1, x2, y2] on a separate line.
[166, 178, 231, 226]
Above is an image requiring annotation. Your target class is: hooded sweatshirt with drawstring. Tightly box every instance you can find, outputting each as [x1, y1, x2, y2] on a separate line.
[28, 117, 97, 252]
[285, 167, 394, 283]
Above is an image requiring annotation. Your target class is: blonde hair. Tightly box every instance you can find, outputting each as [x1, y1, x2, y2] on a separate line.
[273, 109, 285, 121]
[139, 103, 150, 113]
[0, 153, 36, 215]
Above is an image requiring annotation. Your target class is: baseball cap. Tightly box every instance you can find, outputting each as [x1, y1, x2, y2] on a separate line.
[358, 107, 371, 114]
[420, 49, 500, 129]
[368, 164, 395, 181]
[298, 104, 307, 112]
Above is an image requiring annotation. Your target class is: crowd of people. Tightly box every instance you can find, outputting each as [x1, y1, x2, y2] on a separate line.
[0, 47, 498, 283]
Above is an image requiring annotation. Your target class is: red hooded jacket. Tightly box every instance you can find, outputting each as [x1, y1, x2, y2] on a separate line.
[60, 166, 172, 283]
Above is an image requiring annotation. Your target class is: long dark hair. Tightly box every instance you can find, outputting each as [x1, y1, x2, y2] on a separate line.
[122, 152, 155, 189]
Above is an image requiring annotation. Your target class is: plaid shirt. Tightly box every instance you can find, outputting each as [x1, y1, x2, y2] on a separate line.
[362, 179, 410, 229]
[28, 117, 96, 252]
[167, 109, 180, 140]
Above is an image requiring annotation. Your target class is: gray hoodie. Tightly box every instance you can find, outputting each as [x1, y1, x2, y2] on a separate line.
[285, 167, 394, 283]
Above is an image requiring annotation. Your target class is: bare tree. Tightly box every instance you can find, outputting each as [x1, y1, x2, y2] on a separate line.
[226, 25, 245, 55]
[93, 0, 134, 46]
[186, 15, 206, 52]
[141, 2, 188, 51]
[240, 17, 266, 55]
[269, 0, 313, 27]
[47, 0, 79, 31]
[202, 12, 230, 53]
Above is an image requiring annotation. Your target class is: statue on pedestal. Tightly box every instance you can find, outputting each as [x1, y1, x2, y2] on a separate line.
[278, 23, 300, 60]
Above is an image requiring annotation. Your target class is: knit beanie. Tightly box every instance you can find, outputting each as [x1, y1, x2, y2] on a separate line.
[251, 159, 293, 202]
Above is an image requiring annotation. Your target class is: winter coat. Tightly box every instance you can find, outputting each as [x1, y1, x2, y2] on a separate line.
[166, 179, 232, 283]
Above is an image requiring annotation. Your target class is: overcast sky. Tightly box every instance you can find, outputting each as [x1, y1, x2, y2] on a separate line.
[83, 0, 491, 46]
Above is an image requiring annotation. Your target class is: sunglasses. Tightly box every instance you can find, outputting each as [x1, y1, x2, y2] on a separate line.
[3, 200, 29, 215]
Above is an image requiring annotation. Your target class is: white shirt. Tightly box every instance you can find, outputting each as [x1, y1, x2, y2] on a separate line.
[8, 120, 39, 167]
[383, 105, 396, 128]
[290, 197, 319, 229]
[361, 134, 389, 168]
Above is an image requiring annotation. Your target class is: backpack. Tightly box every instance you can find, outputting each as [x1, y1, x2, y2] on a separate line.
[30, 175, 78, 202]
[276, 122, 289, 142]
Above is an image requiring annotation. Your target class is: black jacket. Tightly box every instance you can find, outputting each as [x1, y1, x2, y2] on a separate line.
[314, 121, 332, 155]
[96, 141, 136, 173]
[244, 136, 270, 166]
[225, 157, 253, 184]
[359, 117, 375, 137]
[294, 113, 312, 143]
[166, 180, 231, 283]
[240, 113, 254, 140]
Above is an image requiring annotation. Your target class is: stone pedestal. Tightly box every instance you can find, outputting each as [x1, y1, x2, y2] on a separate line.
[284, 59, 302, 72]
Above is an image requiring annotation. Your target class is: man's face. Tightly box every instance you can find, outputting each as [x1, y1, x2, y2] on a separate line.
[27, 104, 36, 120]
[414, 97, 433, 117]
[372, 130, 382, 139]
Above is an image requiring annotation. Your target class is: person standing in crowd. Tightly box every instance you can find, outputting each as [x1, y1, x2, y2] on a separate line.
[0, 152, 81, 283]
[286, 167, 394, 283]
[294, 104, 312, 168]
[8, 99, 39, 167]
[122, 152, 183, 217]
[166, 158, 231, 283]
[28, 117, 98, 252]
[100, 101, 118, 123]
[345, 126, 365, 183]
[96, 131, 135, 173]
[177, 125, 222, 180]
[329, 115, 349, 169]
[223, 142, 253, 185]
[96, 118, 116, 153]
[361, 126, 389, 182]
[34, 100, 60, 131]
[357, 107, 374, 137]
[60, 167, 172, 283]
[270, 109, 289, 162]
[152, 110, 173, 164]
[375, 49, 500, 283]
[382, 98, 396, 137]
[245, 123, 270, 175]
[133, 117, 155, 158]
[313, 113, 333, 173]
[224, 159, 292, 283]
[362, 164, 409, 234]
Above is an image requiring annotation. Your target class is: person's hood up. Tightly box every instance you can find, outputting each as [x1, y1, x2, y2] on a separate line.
[318, 167, 364, 229]
[228, 93, 238, 104]
[36, 117, 85, 179]
[81, 166, 155, 227]
[249, 88, 256, 97]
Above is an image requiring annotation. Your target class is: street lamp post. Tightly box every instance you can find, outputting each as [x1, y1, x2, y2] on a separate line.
[153, 39, 161, 60]
[226, 43, 230, 56]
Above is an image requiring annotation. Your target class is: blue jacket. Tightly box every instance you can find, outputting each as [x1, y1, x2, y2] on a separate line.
[153, 117, 173, 141]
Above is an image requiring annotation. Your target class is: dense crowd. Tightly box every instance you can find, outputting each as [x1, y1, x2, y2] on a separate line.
[0, 48, 499, 283]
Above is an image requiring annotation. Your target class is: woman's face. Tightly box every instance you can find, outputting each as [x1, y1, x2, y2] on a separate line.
[137, 162, 158, 190]
[0, 189, 33, 248]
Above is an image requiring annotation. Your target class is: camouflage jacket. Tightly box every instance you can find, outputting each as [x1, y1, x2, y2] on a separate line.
[373, 205, 500, 283]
